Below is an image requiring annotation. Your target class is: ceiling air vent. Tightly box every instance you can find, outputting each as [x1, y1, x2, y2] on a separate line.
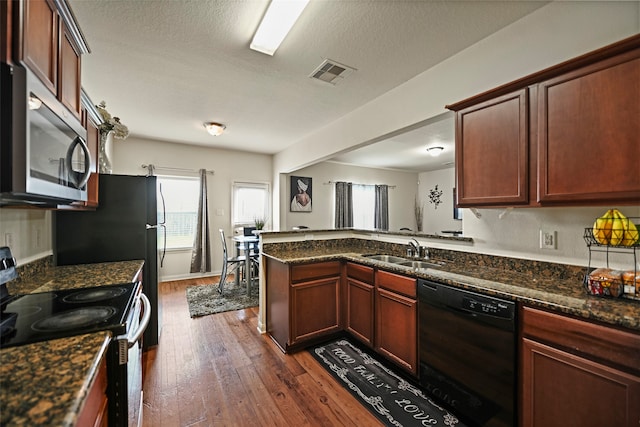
[309, 59, 356, 85]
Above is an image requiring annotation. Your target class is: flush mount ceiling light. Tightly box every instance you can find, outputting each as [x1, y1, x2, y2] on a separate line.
[204, 122, 226, 136]
[250, 0, 310, 56]
[427, 146, 444, 157]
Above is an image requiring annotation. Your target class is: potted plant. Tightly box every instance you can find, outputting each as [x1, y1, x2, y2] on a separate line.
[254, 217, 266, 230]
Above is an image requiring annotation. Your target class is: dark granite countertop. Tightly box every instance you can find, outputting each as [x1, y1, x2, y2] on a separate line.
[0, 332, 111, 426]
[1, 259, 144, 426]
[263, 244, 640, 333]
[7, 260, 144, 295]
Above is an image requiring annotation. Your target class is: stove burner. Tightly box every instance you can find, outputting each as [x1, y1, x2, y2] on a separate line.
[14, 305, 42, 318]
[62, 286, 128, 303]
[31, 306, 118, 332]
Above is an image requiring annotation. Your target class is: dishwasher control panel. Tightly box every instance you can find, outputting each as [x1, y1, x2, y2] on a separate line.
[463, 297, 512, 319]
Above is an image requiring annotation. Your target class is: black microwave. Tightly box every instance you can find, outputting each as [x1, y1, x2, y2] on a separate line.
[0, 62, 91, 206]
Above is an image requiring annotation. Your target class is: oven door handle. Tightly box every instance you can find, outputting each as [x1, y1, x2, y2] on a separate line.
[127, 293, 151, 348]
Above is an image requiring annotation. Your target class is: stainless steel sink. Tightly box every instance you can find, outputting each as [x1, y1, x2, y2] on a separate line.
[396, 260, 444, 269]
[363, 254, 408, 263]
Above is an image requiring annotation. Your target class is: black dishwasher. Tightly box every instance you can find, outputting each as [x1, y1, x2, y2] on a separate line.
[418, 280, 516, 427]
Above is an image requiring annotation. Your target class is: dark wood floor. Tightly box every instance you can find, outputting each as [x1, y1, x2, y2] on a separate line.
[142, 277, 383, 427]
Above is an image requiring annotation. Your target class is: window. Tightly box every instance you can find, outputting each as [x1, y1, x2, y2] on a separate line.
[352, 184, 374, 229]
[157, 176, 200, 249]
[232, 181, 270, 227]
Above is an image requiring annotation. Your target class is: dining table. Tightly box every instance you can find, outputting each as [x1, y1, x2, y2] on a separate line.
[232, 234, 259, 296]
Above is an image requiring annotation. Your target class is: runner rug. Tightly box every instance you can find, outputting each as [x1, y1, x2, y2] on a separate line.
[309, 338, 466, 427]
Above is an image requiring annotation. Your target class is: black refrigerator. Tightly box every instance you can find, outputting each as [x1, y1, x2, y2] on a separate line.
[54, 174, 163, 348]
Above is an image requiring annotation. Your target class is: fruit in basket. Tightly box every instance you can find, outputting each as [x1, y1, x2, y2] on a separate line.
[621, 221, 639, 246]
[592, 209, 638, 246]
[592, 209, 614, 244]
[610, 210, 625, 246]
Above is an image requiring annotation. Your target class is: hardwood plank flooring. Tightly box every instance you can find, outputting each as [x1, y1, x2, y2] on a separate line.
[142, 277, 383, 427]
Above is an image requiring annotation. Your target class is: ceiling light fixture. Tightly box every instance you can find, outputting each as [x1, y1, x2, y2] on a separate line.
[427, 146, 444, 157]
[204, 122, 226, 136]
[250, 0, 310, 56]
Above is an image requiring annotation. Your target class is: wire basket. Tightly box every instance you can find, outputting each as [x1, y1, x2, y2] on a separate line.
[583, 217, 640, 248]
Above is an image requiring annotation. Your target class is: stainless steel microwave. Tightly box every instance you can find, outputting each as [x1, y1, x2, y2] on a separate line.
[0, 62, 91, 206]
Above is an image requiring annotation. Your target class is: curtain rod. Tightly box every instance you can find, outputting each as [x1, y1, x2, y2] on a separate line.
[141, 164, 215, 175]
[323, 180, 396, 189]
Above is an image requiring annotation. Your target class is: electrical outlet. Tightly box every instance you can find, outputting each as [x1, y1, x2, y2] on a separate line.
[35, 228, 42, 249]
[540, 230, 557, 249]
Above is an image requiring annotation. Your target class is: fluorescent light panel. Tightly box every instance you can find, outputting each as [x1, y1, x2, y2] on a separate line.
[250, 0, 310, 56]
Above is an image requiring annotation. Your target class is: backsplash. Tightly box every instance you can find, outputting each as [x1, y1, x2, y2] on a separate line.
[263, 237, 585, 281]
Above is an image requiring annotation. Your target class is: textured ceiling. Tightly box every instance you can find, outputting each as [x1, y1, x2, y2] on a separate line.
[70, 0, 546, 171]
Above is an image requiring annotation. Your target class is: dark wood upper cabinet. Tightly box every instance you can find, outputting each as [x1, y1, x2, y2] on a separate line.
[21, 0, 58, 93]
[59, 21, 82, 117]
[448, 34, 640, 208]
[454, 89, 529, 207]
[16, 0, 89, 119]
[537, 48, 640, 204]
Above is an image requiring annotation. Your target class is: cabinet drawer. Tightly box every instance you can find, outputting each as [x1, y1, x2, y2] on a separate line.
[376, 270, 416, 298]
[346, 262, 374, 283]
[522, 306, 640, 374]
[291, 261, 341, 283]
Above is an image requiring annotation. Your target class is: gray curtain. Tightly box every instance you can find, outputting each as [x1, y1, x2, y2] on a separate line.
[190, 169, 211, 273]
[374, 185, 389, 230]
[334, 181, 353, 228]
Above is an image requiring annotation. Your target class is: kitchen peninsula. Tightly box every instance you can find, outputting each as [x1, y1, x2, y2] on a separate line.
[260, 229, 640, 333]
[260, 229, 640, 425]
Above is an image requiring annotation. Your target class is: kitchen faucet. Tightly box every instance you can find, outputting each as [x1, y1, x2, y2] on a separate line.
[408, 238, 429, 259]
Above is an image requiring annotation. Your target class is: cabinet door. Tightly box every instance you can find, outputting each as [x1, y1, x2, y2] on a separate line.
[76, 354, 109, 427]
[59, 21, 81, 117]
[290, 276, 341, 345]
[522, 338, 640, 427]
[537, 49, 640, 203]
[375, 287, 417, 375]
[21, 0, 58, 93]
[346, 277, 374, 347]
[455, 89, 529, 207]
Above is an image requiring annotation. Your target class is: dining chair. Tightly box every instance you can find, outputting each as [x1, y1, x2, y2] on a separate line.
[218, 229, 246, 295]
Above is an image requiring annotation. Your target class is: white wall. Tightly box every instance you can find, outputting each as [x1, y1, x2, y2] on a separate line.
[0, 209, 52, 264]
[418, 168, 460, 235]
[111, 136, 273, 281]
[282, 162, 418, 231]
[458, 206, 640, 271]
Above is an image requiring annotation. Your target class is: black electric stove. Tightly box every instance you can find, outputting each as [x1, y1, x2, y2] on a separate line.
[0, 282, 138, 349]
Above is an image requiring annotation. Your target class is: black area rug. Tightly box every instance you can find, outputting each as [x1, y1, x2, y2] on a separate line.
[186, 281, 258, 318]
[310, 338, 466, 427]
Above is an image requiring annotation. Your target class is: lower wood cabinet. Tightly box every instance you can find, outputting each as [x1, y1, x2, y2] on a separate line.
[267, 259, 418, 376]
[521, 306, 640, 427]
[345, 263, 375, 347]
[291, 275, 341, 344]
[375, 270, 418, 375]
[266, 258, 341, 352]
[76, 353, 108, 427]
